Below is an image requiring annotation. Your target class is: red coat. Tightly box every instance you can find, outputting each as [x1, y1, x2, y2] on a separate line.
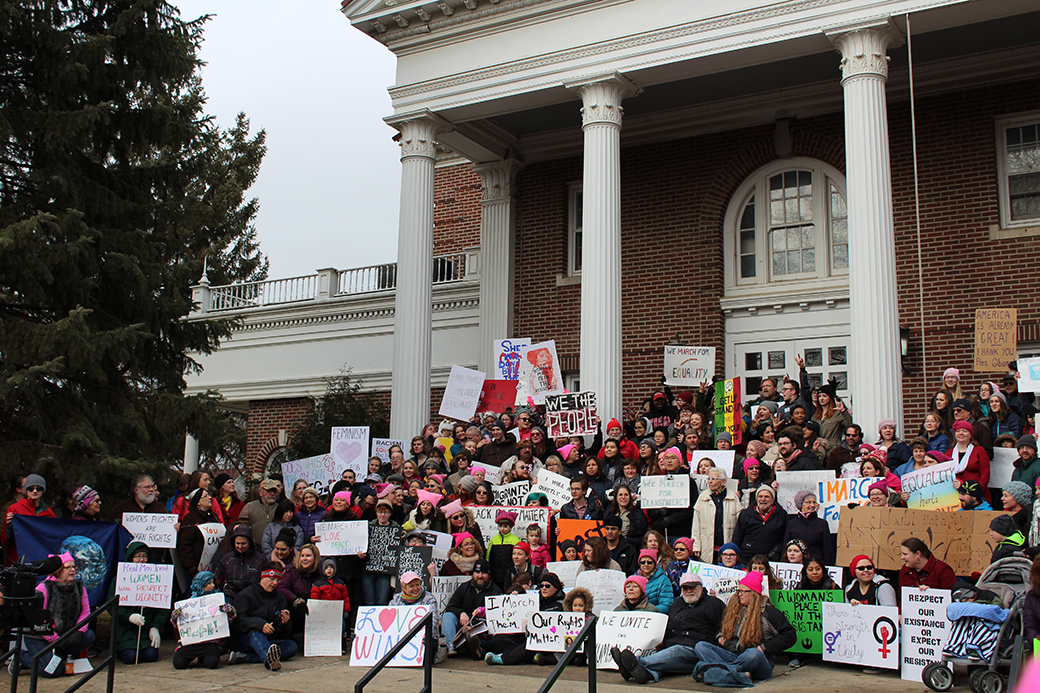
[311, 580, 350, 612]
[951, 446, 991, 502]
[2, 498, 57, 565]
[899, 556, 958, 590]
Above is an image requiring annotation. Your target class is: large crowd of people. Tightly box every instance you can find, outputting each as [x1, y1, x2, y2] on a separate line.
[3, 360, 1039, 684]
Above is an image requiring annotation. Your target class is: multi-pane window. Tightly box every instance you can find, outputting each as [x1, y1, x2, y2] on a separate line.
[568, 185, 583, 275]
[997, 114, 1040, 226]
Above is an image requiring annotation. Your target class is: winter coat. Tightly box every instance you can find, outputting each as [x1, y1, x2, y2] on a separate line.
[1012, 455, 1040, 491]
[559, 499, 604, 521]
[609, 540, 639, 576]
[234, 580, 291, 637]
[1024, 588, 1040, 644]
[814, 411, 852, 449]
[784, 511, 835, 565]
[262, 519, 305, 556]
[444, 578, 503, 618]
[295, 504, 326, 541]
[477, 434, 518, 469]
[618, 507, 649, 542]
[732, 504, 789, 561]
[530, 543, 550, 569]
[214, 525, 264, 600]
[643, 567, 675, 613]
[487, 531, 521, 589]
[899, 556, 957, 590]
[279, 564, 321, 604]
[784, 449, 823, 471]
[237, 499, 278, 545]
[614, 595, 658, 613]
[178, 508, 220, 579]
[2, 497, 56, 564]
[660, 593, 726, 649]
[389, 589, 440, 636]
[111, 542, 169, 652]
[925, 432, 951, 452]
[690, 488, 740, 559]
[36, 576, 89, 644]
[992, 412, 1023, 440]
[949, 445, 991, 502]
[310, 578, 350, 612]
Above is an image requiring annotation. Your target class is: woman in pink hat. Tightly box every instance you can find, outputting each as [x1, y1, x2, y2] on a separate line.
[635, 549, 675, 613]
[614, 574, 659, 613]
[17, 553, 94, 677]
[403, 490, 447, 532]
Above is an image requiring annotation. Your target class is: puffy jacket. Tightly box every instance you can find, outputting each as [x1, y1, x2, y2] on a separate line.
[233, 580, 291, 637]
[310, 579, 350, 612]
[530, 543, 550, 569]
[295, 504, 326, 541]
[784, 511, 834, 565]
[279, 564, 321, 604]
[661, 593, 726, 649]
[643, 567, 675, 613]
[214, 525, 263, 599]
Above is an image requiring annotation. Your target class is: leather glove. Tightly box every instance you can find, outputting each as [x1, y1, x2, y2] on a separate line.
[129, 613, 146, 627]
[149, 628, 161, 649]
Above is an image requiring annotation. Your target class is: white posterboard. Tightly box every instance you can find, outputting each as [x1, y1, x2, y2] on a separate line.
[1018, 356, 1040, 393]
[491, 481, 532, 507]
[195, 523, 226, 573]
[439, 365, 486, 421]
[516, 340, 564, 405]
[315, 520, 368, 555]
[821, 602, 900, 670]
[331, 426, 371, 476]
[545, 561, 581, 591]
[351, 605, 431, 667]
[663, 346, 716, 386]
[686, 562, 746, 591]
[121, 513, 178, 549]
[534, 469, 573, 509]
[115, 563, 175, 609]
[639, 475, 690, 509]
[526, 611, 587, 652]
[305, 598, 344, 656]
[595, 611, 668, 669]
[173, 593, 230, 646]
[469, 506, 549, 546]
[688, 450, 736, 476]
[815, 477, 873, 531]
[775, 471, 837, 514]
[989, 447, 1019, 489]
[901, 589, 952, 682]
[493, 338, 530, 381]
[575, 569, 626, 616]
[485, 593, 539, 635]
[281, 454, 338, 497]
[372, 438, 406, 464]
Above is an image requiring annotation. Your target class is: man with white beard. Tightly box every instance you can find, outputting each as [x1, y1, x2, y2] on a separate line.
[107, 474, 169, 521]
[611, 573, 725, 684]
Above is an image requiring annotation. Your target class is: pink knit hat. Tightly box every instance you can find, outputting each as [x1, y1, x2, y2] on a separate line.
[416, 490, 442, 507]
[661, 447, 682, 460]
[951, 420, 974, 434]
[453, 531, 476, 548]
[624, 574, 648, 592]
[868, 479, 890, 496]
[639, 548, 658, 563]
[944, 367, 960, 380]
[440, 499, 464, 519]
[557, 444, 577, 461]
[738, 570, 763, 595]
[673, 537, 694, 552]
[742, 457, 761, 474]
[333, 490, 351, 505]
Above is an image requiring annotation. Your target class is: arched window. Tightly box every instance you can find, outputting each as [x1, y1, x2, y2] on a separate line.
[724, 159, 848, 294]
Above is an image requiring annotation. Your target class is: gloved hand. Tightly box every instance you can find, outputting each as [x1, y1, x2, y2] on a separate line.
[293, 598, 309, 614]
[148, 628, 161, 649]
[129, 613, 146, 627]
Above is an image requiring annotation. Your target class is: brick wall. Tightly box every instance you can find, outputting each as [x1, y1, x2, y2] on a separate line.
[433, 162, 482, 255]
[244, 398, 312, 473]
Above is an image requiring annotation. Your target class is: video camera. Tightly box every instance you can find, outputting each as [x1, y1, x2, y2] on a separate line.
[0, 557, 60, 634]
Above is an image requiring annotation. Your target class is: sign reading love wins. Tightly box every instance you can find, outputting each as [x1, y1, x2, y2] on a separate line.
[173, 593, 230, 646]
[331, 426, 370, 476]
[350, 605, 432, 667]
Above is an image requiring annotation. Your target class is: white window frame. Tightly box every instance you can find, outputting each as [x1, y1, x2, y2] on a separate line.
[723, 158, 848, 298]
[567, 183, 583, 277]
[995, 110, 1040, 229]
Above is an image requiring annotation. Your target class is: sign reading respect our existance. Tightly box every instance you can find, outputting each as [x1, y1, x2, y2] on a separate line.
[901, 589, 952, 682]
[545, 391, 598, 438]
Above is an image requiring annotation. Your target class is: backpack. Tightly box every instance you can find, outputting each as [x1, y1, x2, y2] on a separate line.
[692, 661, 755, 687]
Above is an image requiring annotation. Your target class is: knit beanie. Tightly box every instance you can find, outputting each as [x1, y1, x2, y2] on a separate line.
[739, 570, 764, 594]
[1003, 481, 1032, 508]
[793, 489, 816, 511]
[25, 474, 46, 493]
[989, 514, 1018, 538]
[624, 575, 648, 593]
[1019, 434, 1038, 452]
[73, 485, 99, 512]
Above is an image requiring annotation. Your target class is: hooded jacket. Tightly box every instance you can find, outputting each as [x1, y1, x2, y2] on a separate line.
[111, 542, 169, 652]
[643, 567, 676, 613]
[215, 525, 263, 599]
[310, 558, 350, 612]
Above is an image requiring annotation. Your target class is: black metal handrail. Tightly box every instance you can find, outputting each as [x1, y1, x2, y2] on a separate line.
[536, 614, 598, 693]
[27, 594, 118, 693]
[354, 610, 435, 693]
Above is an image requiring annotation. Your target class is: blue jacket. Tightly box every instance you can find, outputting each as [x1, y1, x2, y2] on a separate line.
[644, 567, 675, 614]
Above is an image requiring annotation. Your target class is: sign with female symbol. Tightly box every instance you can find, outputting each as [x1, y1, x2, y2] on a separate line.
[821, 602, 900, 670]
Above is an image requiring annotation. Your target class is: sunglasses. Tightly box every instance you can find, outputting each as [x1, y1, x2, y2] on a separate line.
[518, 417, 531, 422]
[639, 559, 655, 565]
[856, 565, 874, 571]
[539, 583, 554, 589]
[27, 486, 44, 493]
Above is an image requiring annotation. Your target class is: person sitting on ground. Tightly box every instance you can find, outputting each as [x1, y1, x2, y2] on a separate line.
[615, 574, 658, 613]
[845, 555, 897, 606]
[442, 558, 502, 659]
[899, 538, 957, 590]
[112, 542, 167, 664]
[484, 572, 563, 666]
[171, 571, 236, 669]
[229, 562, 296, 670]
[635, 549, 674, 613]
[611, 573, 725, 684]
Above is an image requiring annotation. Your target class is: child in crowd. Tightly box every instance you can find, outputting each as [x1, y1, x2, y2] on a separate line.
[526, 524, 549, 568]
[311, 558, 351, 640]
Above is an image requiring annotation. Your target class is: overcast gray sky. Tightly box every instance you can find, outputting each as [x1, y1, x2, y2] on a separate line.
[174, 0, 401, 280]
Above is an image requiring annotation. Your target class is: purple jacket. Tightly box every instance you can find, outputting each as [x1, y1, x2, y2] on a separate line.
[295, 505, 325, 543]
[278, 565, 321, 603]
[1025, 589, 1040, 644]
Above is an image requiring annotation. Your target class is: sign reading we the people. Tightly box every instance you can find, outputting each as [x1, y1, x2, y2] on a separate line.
[974, 308, 1016, 371]
[545, 391, 598, 437]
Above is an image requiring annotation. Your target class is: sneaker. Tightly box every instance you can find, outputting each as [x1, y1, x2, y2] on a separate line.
[447, 649, 458, 657]
[789, 657, 801, 668]
[485, 652, 503, 665]
[620, 649, 649, 685]
[265, 644, 281, 671]
[8, 658, 25, 677]
[227, 651, 249, 665]
[465, 630, 482, 660]
[610, 647, 631, 681]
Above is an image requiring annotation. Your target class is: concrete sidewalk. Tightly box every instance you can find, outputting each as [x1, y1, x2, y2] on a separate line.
[5, 645, 946, 693]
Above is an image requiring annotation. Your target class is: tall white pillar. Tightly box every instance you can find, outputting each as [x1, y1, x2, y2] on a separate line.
[831, 24, 903, 431]
[474, 159, 524, 376]
[569, 74, 638, 426]
[387, 112, 451, 438]
[183, 433, 200, 473]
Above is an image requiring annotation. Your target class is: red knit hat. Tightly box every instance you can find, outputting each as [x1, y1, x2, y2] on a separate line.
[849, 554, 874, 575]
[607, 418, 622, 432]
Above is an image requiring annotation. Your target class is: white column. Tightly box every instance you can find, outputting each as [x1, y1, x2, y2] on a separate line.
[474, 159, 524, 375]
[183, 433, 200, 473]
[831, 24, 903, 430]
[387, 113, 451, 438]
[570, 74, 638, 426]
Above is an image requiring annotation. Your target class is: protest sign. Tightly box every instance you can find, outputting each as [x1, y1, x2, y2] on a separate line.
[688, 450, 736, 477]
[477, 380, 519, 413]
[526, 611, 587, 652]
[545, 391, 598, 438]
[121, 513, 178, 549]
[775, 471, 837, 514]
[315, 520, 368, 556]
[690, 474, 739, 497]
[485, 593, 539, 635]
[575, 569, 626, 616]
[494, 338, 530, 381]
[974, 308, 1016, 371]
[471, 506, 549, 549]
[534, 469, 573, 509]
[331, 426, 370, 476]
[396, 546, 434, 591]
[773, 589, 843, 653]
[281, 453, 338, 497]
[639, 475, 691, 509]
[594, 611, 668, 669]
[902, 462, 960, 511]
[816, 476, 874, 531]
[772, 562, 843, 591]
[305, 598, 343, 656]
[406, 529, 453, 563]
[196, 523, 226, 573]
[173, 593, 230, 646]
[713, 578, 740, 604]
[366, 524, 403, 574]
[822, 602, 899, 669]
[546, 561, 581, 591]
[836, 506, 1004, 574]
[439, 365, 486, 421]
[841, 462, 862, 478]
[471, 464, 502, 486]
[492, 481, 532, 507]
[372, 439, 405, 464]
[663, 346, 715, 386]
[686, 562, 746, 591]
[713, 378, 742, 445]
[431, 575, 470, 618]
[901, 589, 952, 682]
[555, 519, 605, 561]
[516, 340, 564, 405]
[1019, 356, 1040, 393]
[990, 447, 1019, 488]
[115, 563, 175, 609]
[351, 605, 431, 667]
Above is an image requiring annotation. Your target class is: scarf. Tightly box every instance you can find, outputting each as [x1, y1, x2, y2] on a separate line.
[951, 444, 974, 474]
[45, 580, 83, 635]
[449, 552, 480, 574]
[400, 588, 425, 604]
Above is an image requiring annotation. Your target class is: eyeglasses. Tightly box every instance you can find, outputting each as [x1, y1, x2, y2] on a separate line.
[781, 386, 795, 392]
[856, 565, 874, 571]
[737, 588, 753, 594]
[721, 552, 738, 558]
[26, 486, 44, 493]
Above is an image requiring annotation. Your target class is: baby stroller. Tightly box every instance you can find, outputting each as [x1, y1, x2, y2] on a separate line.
[923, 555, 1032, 693]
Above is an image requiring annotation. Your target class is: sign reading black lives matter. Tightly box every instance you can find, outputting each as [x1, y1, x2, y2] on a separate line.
[545, 391, 598, 438]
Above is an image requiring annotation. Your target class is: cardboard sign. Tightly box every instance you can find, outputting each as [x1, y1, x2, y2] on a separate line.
[372, 439, 405, 464]
[901, 589, 952, 682]
[439, 365, 486, 421]
[477, 380, 520, 413]
[396, 546, 434, 591]
[639, 475, 691, 509]
[485, 593, 539, 635]
[974, 308, 1017, 371]
[470, 506, 549, 549]
[516, 340, 564, 405]
[121, 513, 178, 549]
[492, 481, 532, 507]
[196, 523, 226, 573]
[772, 562, 843, 591]
[305, 598, 343, 656]
[836, 505, 1005, 575]
[902, 462, 961, 511]
[713, 378, 742, 445]
[331, 426, 370, 476]
[1019, 356, 1040, 393]
[281, 453, 338, 498]
[545, 561, 581, 591]
[594, 611, 668, 670]
[773, 589, 844, 653]
[822, 602, 900, 669]
[526, 611, 587, 652]
[430, 575, 470, 618]
[115, 563, 175, 609]
[545, 391, 598, 438]
[351, 605, 431, 667]
[775, 471, 837, 514]
[366, 524, 403, 574]
[493, 338, 530, 381]
[663, 346, 716, 386]
[315, 520, 368, 556]
[989, 447, 1019, 488]
[554, 519, 605, 561]
[173, 593, 230, 646]
[575, 569, 626, 616]
[534, 469, 572, 509]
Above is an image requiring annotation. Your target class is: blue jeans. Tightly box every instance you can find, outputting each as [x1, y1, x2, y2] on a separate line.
[21, 629, 96, 678]
[231, 631, 298, 668]
[442, 612, 461, 651]
[637, 644, 701, 683]
[693, 642, 773, 681]
[362, 573, 393, 606]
